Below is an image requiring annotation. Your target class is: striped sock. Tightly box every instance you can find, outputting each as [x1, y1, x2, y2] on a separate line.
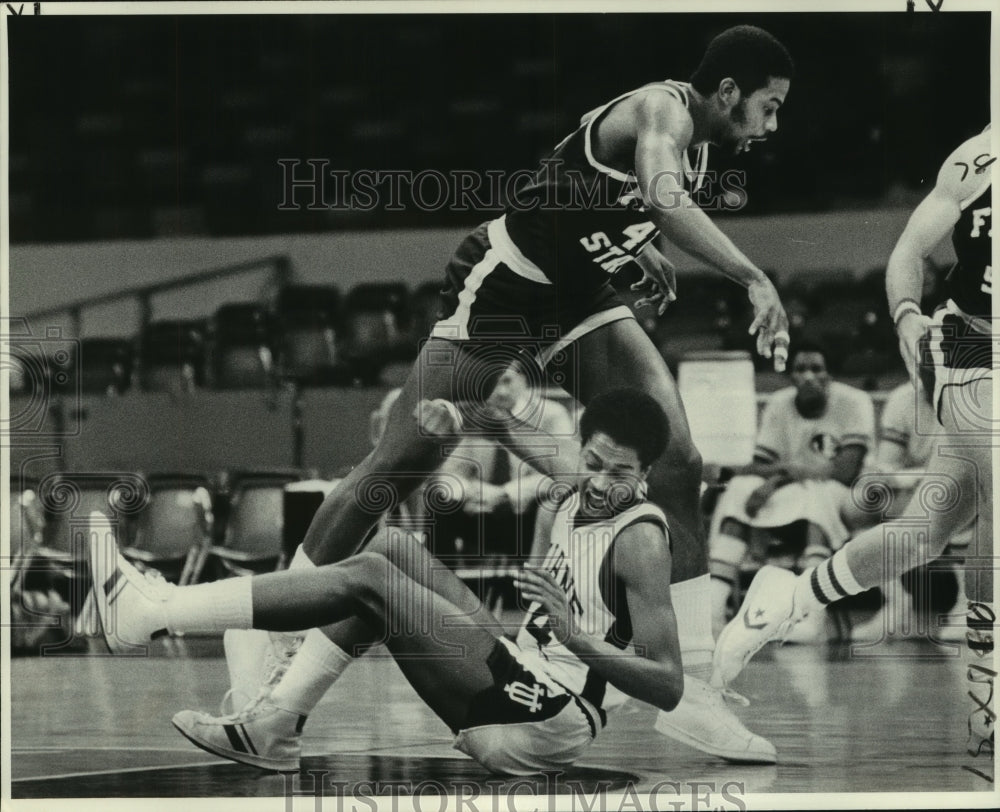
[806, 549, 866, 608]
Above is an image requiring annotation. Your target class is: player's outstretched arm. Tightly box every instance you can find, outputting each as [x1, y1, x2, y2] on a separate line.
[887, 130, 991, 380]
[515, 521, 684, 712]
[632, 90, 789, 370]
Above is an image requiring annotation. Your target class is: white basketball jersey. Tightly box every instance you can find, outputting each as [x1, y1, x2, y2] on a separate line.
[514, 492, 669, 714]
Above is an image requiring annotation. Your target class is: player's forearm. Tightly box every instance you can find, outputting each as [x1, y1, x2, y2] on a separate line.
[563, 632, 683, 711]
[886, 240, 925, 315]
[651, 202, 768, 288]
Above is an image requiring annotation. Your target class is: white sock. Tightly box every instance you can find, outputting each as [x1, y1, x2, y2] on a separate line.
[797, 548, 866, 613]
[269, 628, 353, 716]
[671, 574, 715, 681]
[289, 545, 317, 570]
[165, 578, 253, 634]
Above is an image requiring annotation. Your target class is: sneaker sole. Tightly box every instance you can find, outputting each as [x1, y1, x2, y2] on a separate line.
[654, 717, 777, 764]
[171, 719, 300, 773]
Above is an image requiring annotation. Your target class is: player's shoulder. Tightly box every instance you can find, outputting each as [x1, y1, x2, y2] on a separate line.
[829, 381, 875, 412]
[765, 386, 798, 413]
[628, 83, 694, 142]
[936, 128, 993, 205]
[612, 512, 671, 576]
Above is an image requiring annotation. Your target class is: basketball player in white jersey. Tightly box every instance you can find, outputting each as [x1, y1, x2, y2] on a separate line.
[192, 25, 794, 764]
[87, 389, 771, 774]
[713, 128, 995, 755]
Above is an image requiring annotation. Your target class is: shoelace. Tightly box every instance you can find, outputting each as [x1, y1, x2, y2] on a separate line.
[220, 633, 304, 721]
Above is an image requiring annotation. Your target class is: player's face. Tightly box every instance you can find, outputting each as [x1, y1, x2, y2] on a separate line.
[722, 76, 789, 156]
[577, 431, 646, 519]
[791, 352, 830, 412]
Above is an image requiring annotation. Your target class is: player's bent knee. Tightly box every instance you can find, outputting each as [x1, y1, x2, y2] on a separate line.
[339, 552, 392, 612]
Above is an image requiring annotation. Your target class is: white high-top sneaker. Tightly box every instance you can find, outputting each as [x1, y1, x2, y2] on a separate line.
[711, 565, 804, 689]
[655, 676, 777, 763]
[87, 512, 174, 653]
[173, 695, 306, 773]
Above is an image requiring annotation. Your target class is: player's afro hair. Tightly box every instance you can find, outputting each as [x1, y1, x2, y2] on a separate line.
[579, 388, 670, 469]
[690, 25, 795, 97]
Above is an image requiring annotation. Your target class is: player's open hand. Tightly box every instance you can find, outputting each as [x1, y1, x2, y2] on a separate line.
[414, 399, 463, 438]
[513, 564, 576, 642]
[747, 277, 790, 372]
[631, 243, 678, 316]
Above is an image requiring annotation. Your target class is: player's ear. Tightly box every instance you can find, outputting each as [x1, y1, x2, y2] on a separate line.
[717, 77, 740, 108]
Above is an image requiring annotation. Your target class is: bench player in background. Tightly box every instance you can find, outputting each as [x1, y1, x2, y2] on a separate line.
[198, 25, 794, 764]
[713, 127, 994, 755]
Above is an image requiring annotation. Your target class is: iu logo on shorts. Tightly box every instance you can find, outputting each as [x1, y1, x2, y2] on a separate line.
[504, 680, 546, 713]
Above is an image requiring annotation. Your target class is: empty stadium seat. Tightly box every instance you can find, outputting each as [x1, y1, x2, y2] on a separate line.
[77, 338, 134, 395]
[274, 285, 350, 385]
[123, 473, 215, 584]
[340, 283, 413, 384]
[208, 469, 303, 577]
[211, 303, 274, 389]
[139, 319, 207, 394]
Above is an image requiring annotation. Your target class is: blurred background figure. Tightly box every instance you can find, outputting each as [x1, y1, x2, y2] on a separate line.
[708, 340, 876, 638]
[429, 356, 575, 564]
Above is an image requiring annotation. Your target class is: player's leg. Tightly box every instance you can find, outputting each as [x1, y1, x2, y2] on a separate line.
[176, 525, 509, 768]
[89, 525, 516, 769]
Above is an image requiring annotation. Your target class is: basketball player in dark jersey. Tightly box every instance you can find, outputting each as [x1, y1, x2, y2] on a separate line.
[195, 25, 793, 764]
[714, 127, 994, 756]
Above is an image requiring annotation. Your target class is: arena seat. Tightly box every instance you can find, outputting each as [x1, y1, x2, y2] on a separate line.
[207, 469, 304, 577]
[139, 319, 207, 394]
[211, 303, 274, 390]
[77, 337, 134, 395]
[122, 473, 215, 585]
[274, 284, 351, 385]
[340, 282, 413, 384]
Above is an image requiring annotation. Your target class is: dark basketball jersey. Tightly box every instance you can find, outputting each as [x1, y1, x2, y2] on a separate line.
[503, 80, 708, 292]
[946, 182, 992, 321]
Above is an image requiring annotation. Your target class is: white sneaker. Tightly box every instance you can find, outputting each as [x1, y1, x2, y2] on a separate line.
[87, 511, 174, 654]
[655, 676, 777, 764]
[711, 565, 803, 689]
[173, 699, 305, 772]
[781, 603, 826, 645]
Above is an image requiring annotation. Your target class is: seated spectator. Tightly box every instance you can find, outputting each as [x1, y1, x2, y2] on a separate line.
[429, 356, 575, 562]
[851, 380, 967, 642]
[708, 339, 876, 636]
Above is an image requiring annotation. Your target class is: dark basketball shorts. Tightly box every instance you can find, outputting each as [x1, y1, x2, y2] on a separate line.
[431, 216, 634, 368]
[917, 301, 994, 423]
[452, 637, 602, 775]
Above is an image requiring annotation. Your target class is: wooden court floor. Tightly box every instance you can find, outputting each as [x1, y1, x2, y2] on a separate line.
[8, 632, 997, 804]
